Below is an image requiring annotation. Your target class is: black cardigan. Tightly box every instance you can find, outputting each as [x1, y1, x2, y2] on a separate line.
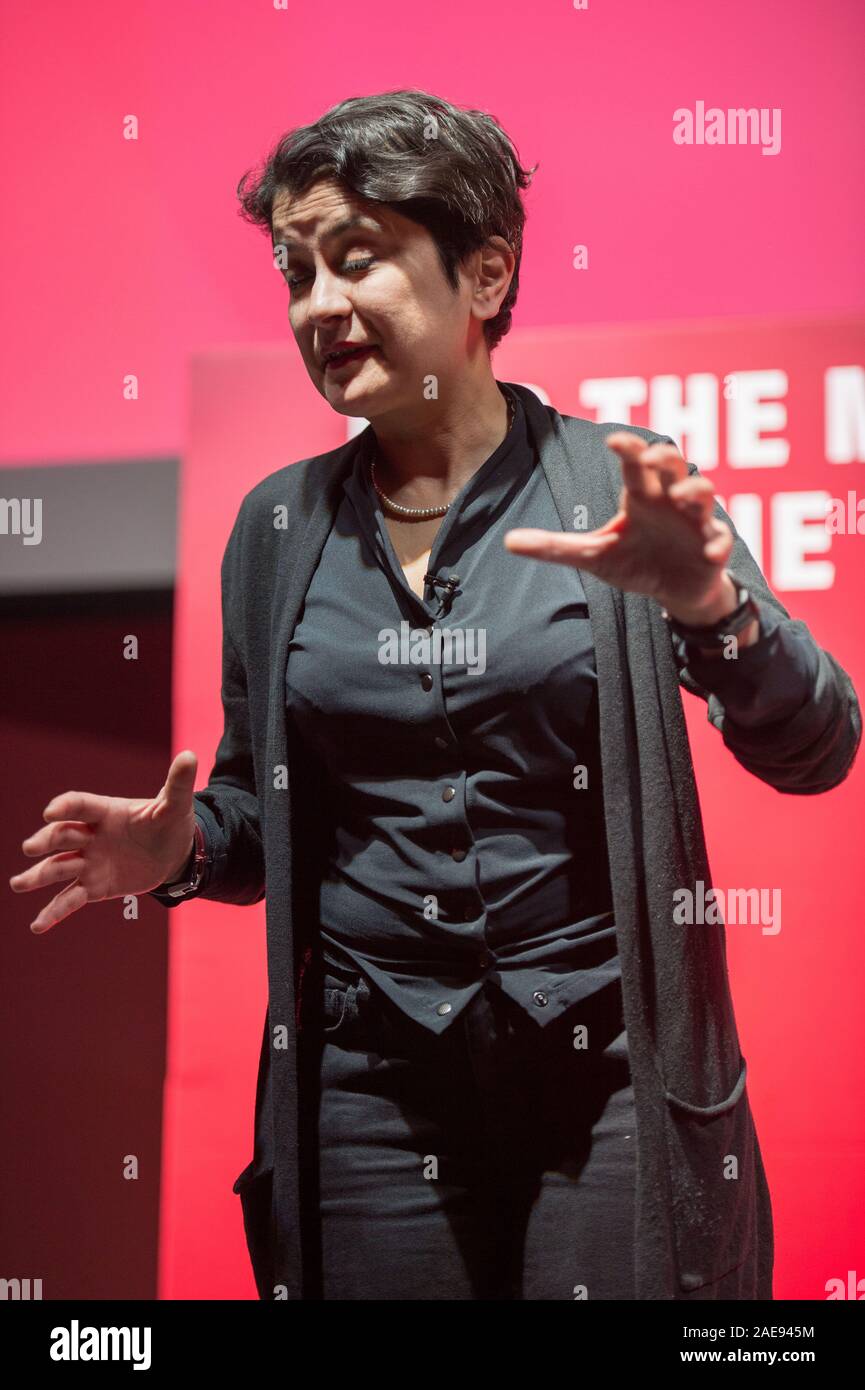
[153, 380, 861, 1300]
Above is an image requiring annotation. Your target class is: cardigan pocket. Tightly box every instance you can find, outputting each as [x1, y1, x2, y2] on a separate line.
[661, 1057, 758, 1295]
[232, 1161, 277, 1299]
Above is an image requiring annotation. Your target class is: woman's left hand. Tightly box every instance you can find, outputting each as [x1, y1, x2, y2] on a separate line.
[504, 432, 736, 623]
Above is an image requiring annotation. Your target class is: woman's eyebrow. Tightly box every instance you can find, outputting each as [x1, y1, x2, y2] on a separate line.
[272, 214, 384, 254]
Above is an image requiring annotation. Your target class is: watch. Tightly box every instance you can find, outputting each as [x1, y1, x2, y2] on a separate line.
[661, 577, 760, 649]
[162, 820, 208, 898]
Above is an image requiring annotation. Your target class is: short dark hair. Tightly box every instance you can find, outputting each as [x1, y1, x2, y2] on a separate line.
[236, 88, 537, 352]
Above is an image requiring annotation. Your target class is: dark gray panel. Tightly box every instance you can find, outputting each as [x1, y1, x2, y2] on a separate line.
[0, 459, 178, 594]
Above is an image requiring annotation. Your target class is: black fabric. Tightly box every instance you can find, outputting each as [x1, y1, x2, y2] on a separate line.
[285, 388, 620, 1032]
[297, 966, 638, 1300]
[150, 380, 861, 1299]
[279, 384, 819, 1037]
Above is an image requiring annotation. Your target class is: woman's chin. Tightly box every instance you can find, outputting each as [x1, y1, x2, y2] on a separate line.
[322, 368, 386, 412]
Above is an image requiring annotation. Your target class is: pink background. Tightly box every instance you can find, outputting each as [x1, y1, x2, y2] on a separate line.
[3, 0, 863, 1300]
[3, 0, 863, 460]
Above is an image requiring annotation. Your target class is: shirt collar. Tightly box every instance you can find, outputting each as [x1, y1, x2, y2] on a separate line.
[342, 384, 533, 573]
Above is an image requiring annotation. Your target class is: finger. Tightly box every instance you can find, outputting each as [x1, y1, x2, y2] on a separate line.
[638, 442, 688, 492]
[606, 433, 688, 500]
[668, 475, 715, 502]
[667, 475, 716, 522]
[156, 750, 198, 817]
[604, 432, 662, 500]
[504, 528, 621, 564]
[42, 791, 111, 824]
[30, 879, 90, 935]
[703, 523, 735, 564]
[604, 431, 650, 458]
[20, 820, 94, 859]
[11, 851, 87, 895]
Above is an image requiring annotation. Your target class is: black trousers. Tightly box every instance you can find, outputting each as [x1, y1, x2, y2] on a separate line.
[297, 964, 638, 1300]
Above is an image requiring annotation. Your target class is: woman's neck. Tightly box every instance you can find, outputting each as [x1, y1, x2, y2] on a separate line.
[369, 377, 511, 512]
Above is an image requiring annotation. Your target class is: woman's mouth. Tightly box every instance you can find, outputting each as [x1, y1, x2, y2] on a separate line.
[324, 346, 378, 374]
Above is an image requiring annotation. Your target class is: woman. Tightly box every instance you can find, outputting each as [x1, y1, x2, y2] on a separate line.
[11, 90, 860, 1301]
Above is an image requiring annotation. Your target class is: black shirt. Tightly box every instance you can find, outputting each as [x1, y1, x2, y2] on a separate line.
[286, 387, 620, 1034]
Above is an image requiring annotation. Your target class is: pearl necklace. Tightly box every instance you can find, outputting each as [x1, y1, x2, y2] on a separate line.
[369, 389, 516, 519]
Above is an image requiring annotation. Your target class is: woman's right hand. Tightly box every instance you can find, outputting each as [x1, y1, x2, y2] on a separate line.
[9, 750, 201, 934]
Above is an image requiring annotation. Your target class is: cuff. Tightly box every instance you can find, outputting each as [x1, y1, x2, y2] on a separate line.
[148, 814, 210, 903]
[673, 598, 820, 727]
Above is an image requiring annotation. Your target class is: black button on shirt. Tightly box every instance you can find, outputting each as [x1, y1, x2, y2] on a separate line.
[285, 387, 620, 1034]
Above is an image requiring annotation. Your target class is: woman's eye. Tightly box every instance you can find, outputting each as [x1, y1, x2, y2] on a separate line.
[341, 256, 375, 274]
[286, 257, 375, 291]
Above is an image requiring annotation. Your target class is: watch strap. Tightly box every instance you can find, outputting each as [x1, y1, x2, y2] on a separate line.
[162, 820, 207, 898]
[662, 579, 760, 649]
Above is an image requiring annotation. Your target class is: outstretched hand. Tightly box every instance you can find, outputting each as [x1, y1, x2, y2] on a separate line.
[9, 751, 199, 934]
[504, 432, 736, 623]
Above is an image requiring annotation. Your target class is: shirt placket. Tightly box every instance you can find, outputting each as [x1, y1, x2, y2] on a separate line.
[370, 505, 495, 1020]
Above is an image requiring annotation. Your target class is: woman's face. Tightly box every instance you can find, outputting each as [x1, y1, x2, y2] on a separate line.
[271, 178, 488, 423]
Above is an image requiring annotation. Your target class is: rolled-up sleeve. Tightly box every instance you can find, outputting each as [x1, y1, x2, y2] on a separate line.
[668, 453, 862, 795]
